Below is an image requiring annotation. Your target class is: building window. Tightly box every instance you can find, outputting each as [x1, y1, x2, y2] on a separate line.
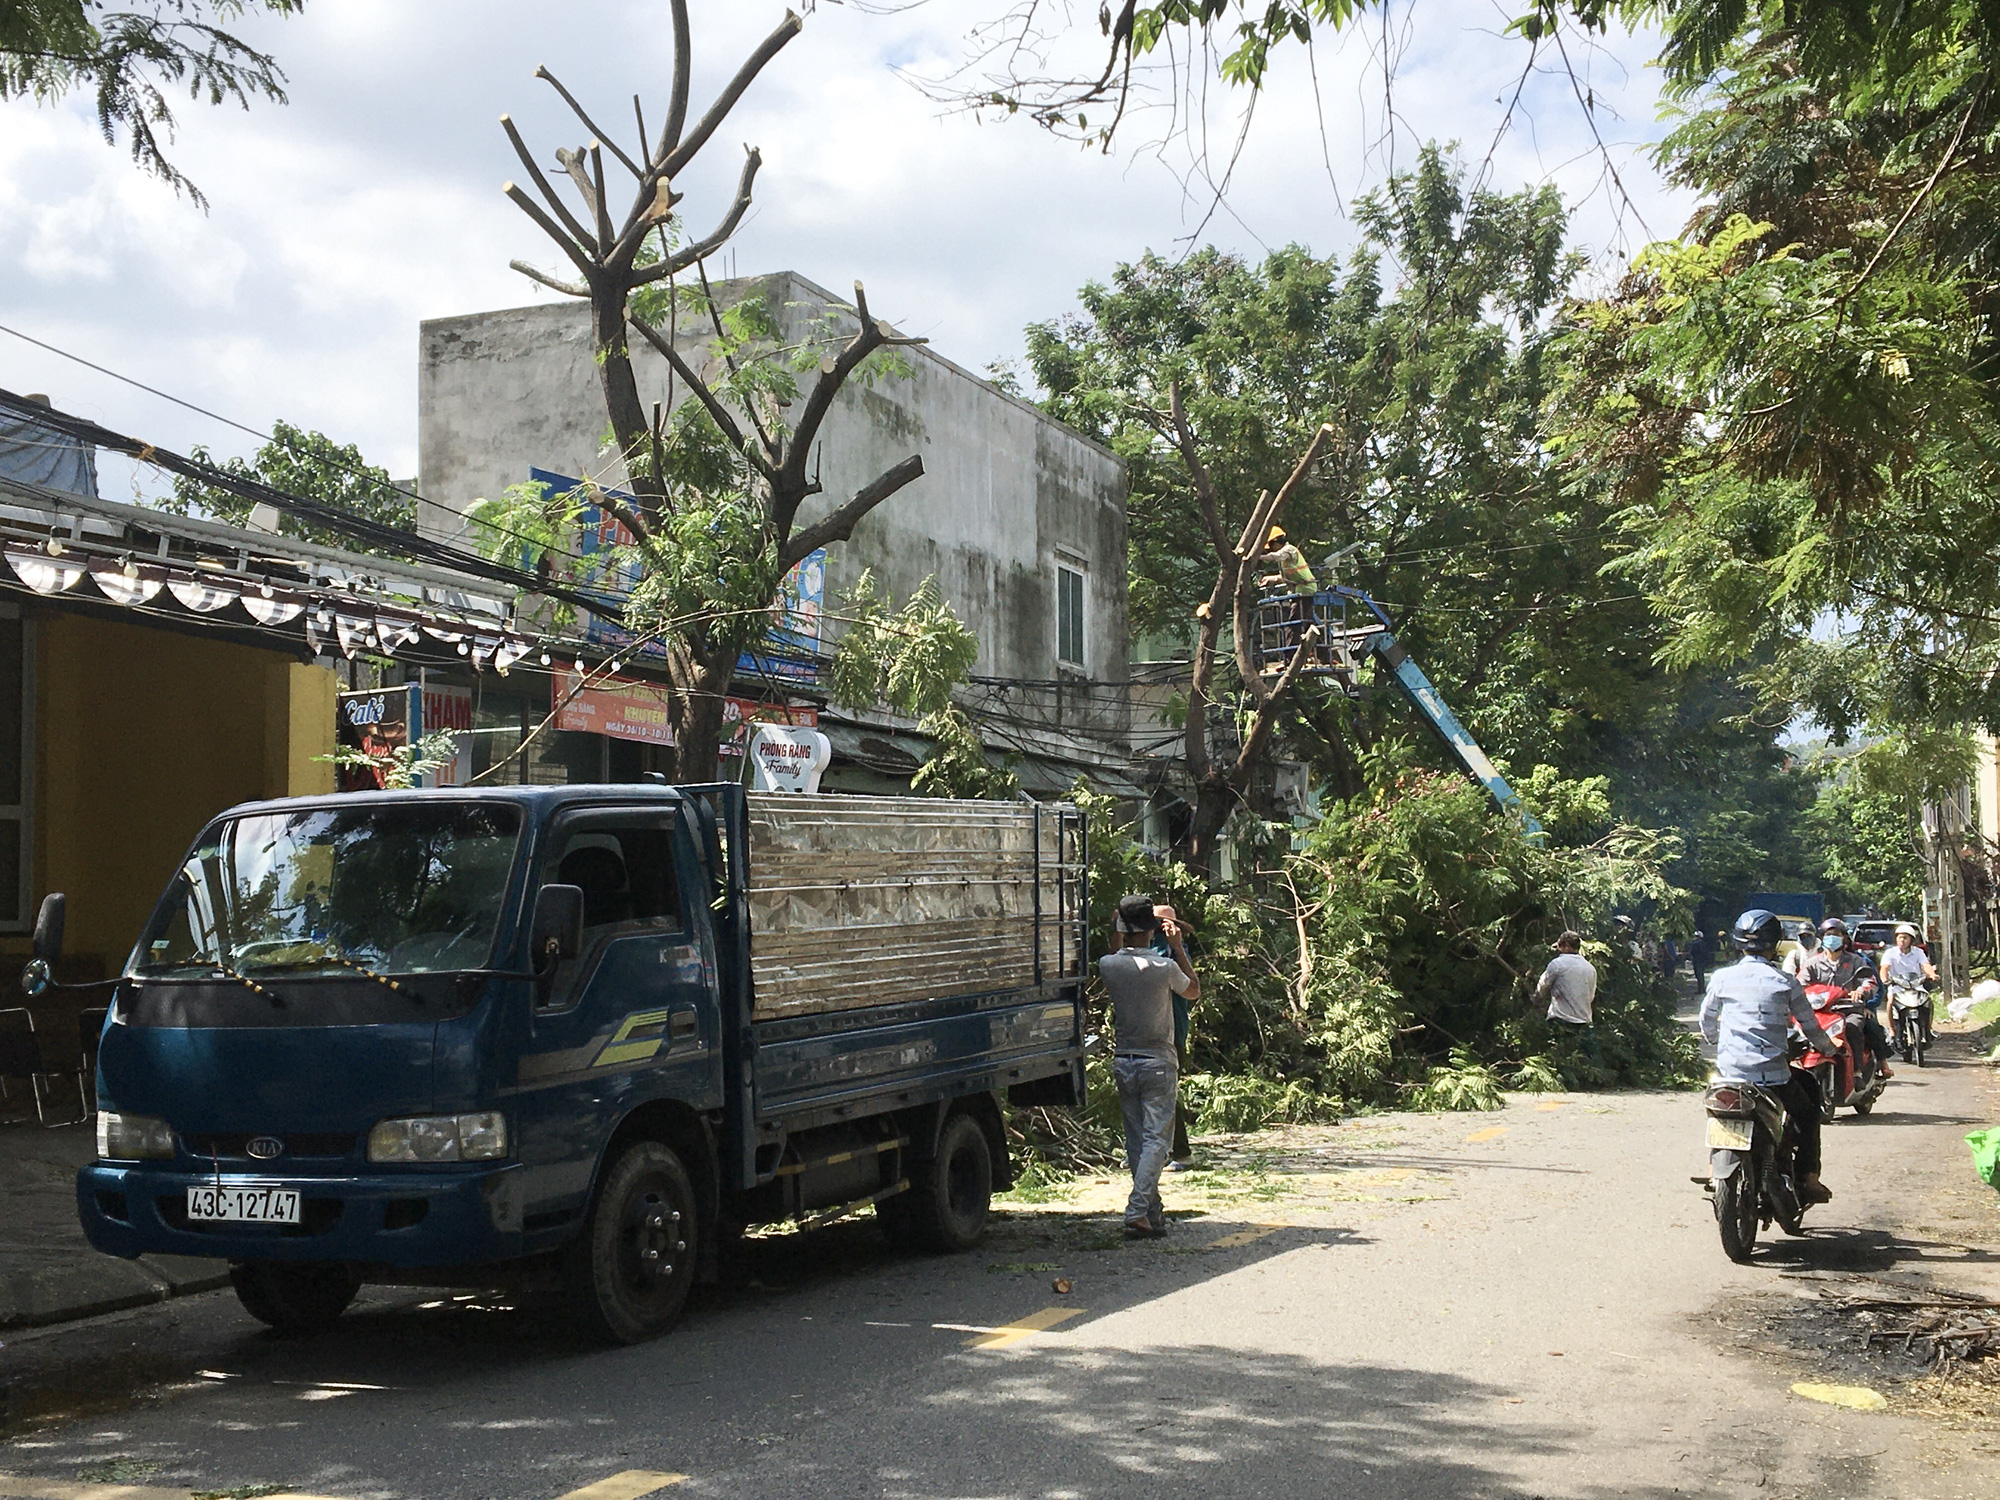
[1057, 565, 1085, 668]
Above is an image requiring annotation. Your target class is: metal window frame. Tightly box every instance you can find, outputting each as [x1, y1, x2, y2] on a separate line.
[1056, 563, 1085, 668]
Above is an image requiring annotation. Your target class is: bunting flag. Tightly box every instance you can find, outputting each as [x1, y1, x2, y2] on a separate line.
[493, 637, 531, 675]
[374, 614, 422, 655]
[470, 634, 502, 671]
[86, 560, 164, 606]
[6, 550, 87, 595]
[243, 591, 305, 627]
[167, 576, 242, 613]
[334, 612, 376, 659]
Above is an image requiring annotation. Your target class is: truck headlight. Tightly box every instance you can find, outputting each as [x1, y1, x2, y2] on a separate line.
[367, 1112, 508, 1164]
[97, 1111, 175, 1161]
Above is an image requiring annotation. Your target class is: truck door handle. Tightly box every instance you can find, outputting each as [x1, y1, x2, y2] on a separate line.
[669, 1010, 699, 1043]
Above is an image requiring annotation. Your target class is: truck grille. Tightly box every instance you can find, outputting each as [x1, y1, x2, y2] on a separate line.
[182, 1132, 358, 1161]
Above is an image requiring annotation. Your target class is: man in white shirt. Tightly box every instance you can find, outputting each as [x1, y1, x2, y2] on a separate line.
[1535, 930, 1599, 1062]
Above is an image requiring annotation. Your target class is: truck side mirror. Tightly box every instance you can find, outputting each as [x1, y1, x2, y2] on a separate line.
[32, 892, 64, 964]
[531, 884, 584, 974]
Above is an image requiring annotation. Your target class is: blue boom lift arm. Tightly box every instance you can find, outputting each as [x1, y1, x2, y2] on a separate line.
[1256, 584, 1542, 838]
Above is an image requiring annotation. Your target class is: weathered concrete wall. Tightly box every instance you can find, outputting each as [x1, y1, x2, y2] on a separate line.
[417, 272, 1128, 694]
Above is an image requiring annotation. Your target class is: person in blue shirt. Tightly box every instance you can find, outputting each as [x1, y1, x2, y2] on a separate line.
[1699, 909, 1842, 1205]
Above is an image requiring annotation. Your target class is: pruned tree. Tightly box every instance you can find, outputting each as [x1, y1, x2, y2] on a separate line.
[1157, 408, 1332, 872]
[493, 3, 928, 778]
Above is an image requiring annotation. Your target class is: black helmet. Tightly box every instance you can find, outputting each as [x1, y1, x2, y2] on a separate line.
[1817, 916, 1849, 938]
[1732, 909, 1783, 954]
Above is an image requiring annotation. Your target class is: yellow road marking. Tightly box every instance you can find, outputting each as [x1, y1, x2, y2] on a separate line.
[1464, 1126, 1509, 1143]
[1535, 1100, 1568, 1111]
[1207, 1223, 1288, 1249]
[1791, 1382, 1887, 1411]
[965, 1306, 1086, 1349]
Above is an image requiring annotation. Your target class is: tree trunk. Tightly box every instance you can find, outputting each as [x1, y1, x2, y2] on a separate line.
[669, 651, 737, 783]
[589, 291, 660, 509]
[1184, 772, 1237, 877]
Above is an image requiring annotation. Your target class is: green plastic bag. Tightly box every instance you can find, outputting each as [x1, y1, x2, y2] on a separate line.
[1967, 1128, 2000, 1191]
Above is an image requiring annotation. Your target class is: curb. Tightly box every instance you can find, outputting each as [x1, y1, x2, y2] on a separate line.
[0, 1255, 232, 1331]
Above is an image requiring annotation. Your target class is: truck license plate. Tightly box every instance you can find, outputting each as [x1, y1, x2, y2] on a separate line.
[186, 1185, 301, 1224]
[1705, 1117, 1753, 1151]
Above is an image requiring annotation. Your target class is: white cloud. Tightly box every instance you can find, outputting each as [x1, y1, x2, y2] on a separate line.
[0, 1, 1694, 482]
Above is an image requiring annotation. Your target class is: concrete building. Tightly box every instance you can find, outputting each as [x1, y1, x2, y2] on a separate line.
[414, 272, 1136, 794]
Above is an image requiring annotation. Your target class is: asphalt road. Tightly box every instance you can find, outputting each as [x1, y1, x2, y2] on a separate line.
[2, 1031, 1996, 1500]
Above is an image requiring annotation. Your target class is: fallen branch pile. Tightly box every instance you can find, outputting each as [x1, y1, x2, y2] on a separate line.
[1833, 1292, 2000, 1374]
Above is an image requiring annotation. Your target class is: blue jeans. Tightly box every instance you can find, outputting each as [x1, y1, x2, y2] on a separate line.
[1114, 1052, 1179, 1225]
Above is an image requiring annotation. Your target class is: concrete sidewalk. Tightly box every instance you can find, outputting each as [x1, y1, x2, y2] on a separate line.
[0, 1119, 229, 1329]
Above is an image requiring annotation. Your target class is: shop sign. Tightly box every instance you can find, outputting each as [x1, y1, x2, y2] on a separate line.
[552, 669, 676, 745]
[747, 724, 831, 793]
[421, 682, 475, 786]
[336, 685, 415, 793]
[720, 697, 819, 758]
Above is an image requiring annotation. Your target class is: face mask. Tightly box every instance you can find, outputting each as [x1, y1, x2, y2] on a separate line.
[1823, 934, 1843, 952]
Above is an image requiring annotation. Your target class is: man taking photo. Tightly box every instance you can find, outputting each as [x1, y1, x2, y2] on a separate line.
[1101, 893, 1199, 1240]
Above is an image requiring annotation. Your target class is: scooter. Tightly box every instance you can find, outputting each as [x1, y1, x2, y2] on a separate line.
[1888, 980, 1933, 1067]
[1799, 981, 1886, 1119]
[1701, 1076, 1807, 1263]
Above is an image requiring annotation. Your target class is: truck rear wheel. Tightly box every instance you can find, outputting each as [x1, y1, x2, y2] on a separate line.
[229, 1261, 361, 1334]
[568, 1140, 699, 1344]
[886, 1112, 992, 1254]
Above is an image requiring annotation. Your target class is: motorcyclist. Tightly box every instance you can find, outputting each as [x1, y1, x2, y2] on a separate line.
[1879, 921, 1939, 1045]
[1699, 909, 1841, 1204]
[1802, 917, 1894, 1077]
[1780, 924, 1820, 980]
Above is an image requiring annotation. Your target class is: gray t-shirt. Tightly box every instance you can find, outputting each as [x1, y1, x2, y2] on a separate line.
[1538, 952, 1598, 1024]
[1099, 948, 1193, 1061]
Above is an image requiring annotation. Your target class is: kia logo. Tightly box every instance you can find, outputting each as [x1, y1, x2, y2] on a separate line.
[246, 1136, 284, 1160]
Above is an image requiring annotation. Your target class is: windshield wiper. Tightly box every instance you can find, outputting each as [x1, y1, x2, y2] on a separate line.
[148, 960, 289, 1007]
[242, 952, 424, 1000]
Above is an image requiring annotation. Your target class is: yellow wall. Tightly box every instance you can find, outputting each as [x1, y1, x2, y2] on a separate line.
[25, 611, 337, 977]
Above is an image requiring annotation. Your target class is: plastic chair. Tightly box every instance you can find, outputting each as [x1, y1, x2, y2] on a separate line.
[0, 1007, 62, 1126]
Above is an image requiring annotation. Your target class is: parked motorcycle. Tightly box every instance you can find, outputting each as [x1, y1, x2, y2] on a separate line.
[1799, 981, 1886, 1119]
[1888, 980, 1932, 1067]
[1702, 1077, 1807, 1262]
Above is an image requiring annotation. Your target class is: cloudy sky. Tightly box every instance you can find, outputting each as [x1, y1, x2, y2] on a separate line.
[0, 1, 1690, 495]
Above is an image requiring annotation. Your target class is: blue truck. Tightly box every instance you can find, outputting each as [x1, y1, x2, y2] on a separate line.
[33, 784, 1087, 1343]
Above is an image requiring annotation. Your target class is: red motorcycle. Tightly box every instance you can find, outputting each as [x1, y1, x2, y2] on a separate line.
[1799, 982, 1886, 1120]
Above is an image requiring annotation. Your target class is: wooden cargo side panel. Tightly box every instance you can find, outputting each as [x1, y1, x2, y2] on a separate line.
[744, 793, 1077, 1020]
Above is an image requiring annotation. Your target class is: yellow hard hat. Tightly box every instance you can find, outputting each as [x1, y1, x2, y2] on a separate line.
[1266, 525, 1286, 544]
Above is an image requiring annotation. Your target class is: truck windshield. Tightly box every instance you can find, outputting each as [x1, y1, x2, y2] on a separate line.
[132, 803, 522, 978]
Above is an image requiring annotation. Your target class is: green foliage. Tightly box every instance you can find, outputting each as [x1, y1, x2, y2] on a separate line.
[911, 705, 1019, 800]
[1, 1, 303, 207]
[1407, 1049, 1505, 1112]
[1510, 1054, 1566, 1092]
[827, 570, 980, 721]
[165, 420, 412, 557]
[1180, 1070, 1342, 1133]
[321, 730, 460, 791]
[1803, 748, 1928, 914]
[1069, 748, 1699, 1115]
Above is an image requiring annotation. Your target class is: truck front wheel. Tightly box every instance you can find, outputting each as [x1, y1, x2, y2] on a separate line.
[569, 1140, 699, 1344]
[229, 1261, 361, 1334]
[885, 1111, 992, 1253]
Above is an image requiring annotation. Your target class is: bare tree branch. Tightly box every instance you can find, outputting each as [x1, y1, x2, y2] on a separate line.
[535, 64, 643, 178]
[509, 258, 588, 297]
[502, 182, 596, 278]
[589, 141, 613, 249]
[628, 312, 761, 471]
[777, 280, 928, 530]
[630, 147, 761, 281]
[662, 9, 802, 179]
[500, 114, 597, 252]
[781, 454, 925, 566]
[658, 0, 693, 160]
[554, 145, 599, 222]
[581, 477, 654, 543]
